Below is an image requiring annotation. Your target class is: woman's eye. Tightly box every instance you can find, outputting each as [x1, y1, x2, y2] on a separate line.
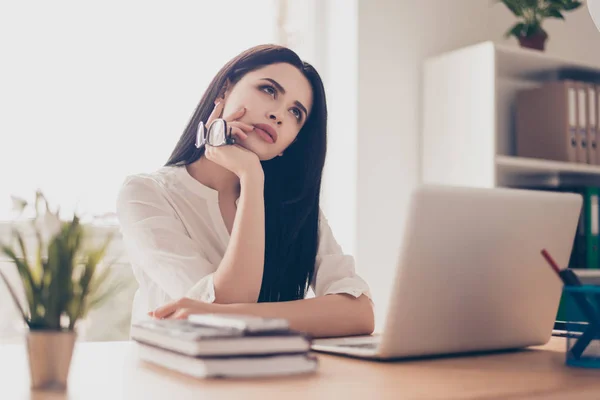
[290, 108, 301, 120]
[261, 85, 276, 97]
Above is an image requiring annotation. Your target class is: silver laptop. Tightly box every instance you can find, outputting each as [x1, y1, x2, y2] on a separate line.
[311, 184, 582, 360]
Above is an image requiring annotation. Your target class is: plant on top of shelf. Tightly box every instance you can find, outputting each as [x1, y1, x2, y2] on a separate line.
[498, 0, 582, 51]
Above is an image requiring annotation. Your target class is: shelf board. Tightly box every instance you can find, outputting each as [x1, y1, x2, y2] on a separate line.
[495, 42, 600, 82]
[495, 155, 600, 187]
[496, 155, 600, 175]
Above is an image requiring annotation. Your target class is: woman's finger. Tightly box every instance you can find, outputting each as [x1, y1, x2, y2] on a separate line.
[228, 121, 254, 133]
[206, 101, 225, 127]
[230, 126, 248, 140]
[223, 107, 246, 122]
[204, 146, 219, 164]
[170, 309, 190, 320]
[152, 301, 179, 319]
[204, 144, 221, 161]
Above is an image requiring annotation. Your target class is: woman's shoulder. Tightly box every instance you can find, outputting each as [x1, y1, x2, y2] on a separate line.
[119, 167, 172, 193]
[116, 166, 182, 206]
[115, 167, 187, 226]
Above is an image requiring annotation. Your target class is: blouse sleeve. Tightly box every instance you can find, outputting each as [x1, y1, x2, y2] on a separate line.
[311, 209, 373, 301]
[116, 175, 216, 303]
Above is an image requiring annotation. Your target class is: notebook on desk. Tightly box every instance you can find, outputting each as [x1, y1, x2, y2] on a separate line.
[312, 184, 582, 360]
[130, 319, 310, 357]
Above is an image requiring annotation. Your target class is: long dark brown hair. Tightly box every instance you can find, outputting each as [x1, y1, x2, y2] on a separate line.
[166, 44, 328, 302]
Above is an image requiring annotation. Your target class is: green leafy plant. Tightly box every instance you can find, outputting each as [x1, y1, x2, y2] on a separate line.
[0, 191, 122, 331]
[500, 0, 582, 39]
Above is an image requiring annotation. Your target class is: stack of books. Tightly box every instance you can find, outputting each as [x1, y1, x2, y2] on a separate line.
[131, 314, 317, 379]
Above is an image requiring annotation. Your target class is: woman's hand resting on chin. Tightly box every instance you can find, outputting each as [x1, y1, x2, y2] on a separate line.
[204, 101, 264, 182]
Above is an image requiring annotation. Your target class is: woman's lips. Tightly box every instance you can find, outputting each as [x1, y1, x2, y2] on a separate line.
[254, 127, 274, 143]
[253, 124, 278, 143]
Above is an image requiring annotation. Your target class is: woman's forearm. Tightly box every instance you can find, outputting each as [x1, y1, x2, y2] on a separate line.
[220, 294, 375, 338]
[213, 173, 265, 304]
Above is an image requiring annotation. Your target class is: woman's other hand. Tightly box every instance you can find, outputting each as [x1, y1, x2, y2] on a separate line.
[148, 297, 221, 320]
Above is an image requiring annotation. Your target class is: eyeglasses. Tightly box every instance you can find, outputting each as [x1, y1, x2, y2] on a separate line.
[195, 118, 236, 148]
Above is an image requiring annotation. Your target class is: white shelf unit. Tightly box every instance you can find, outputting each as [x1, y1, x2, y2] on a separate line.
[422, 41, 600, 189]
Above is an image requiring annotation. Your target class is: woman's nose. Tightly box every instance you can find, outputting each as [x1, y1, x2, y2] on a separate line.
[269, 113, 283, 125]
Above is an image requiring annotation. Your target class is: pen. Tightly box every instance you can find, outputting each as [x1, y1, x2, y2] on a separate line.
[541, 249, 584, 286]
[541, 249, 600, 359]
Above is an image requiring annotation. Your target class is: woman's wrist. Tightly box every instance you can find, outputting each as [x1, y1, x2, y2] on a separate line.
[239, 168, 264, 186]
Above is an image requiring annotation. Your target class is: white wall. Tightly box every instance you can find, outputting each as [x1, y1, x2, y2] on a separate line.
[355, 0, 600, 330]
[285, 0, 358, 258]
[320, 0, 358, 258]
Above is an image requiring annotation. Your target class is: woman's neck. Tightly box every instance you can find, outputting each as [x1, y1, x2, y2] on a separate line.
[186, 155, 240, 195]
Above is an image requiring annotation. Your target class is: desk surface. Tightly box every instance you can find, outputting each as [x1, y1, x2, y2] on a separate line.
[1, 337, 600, 400]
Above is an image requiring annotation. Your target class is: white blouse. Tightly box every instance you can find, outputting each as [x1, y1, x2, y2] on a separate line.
[116, 166, 372, 324]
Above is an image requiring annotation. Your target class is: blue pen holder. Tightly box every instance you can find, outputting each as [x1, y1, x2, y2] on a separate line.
[563, 285, 600, 368]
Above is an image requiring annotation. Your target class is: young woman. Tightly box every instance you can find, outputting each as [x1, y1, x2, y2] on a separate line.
[116, 44, 374, 338]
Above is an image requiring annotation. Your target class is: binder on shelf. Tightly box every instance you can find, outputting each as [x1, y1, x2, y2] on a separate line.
[516, 80, 580, 163]
[587, 84, 598, 165]
[553, 186, 600, 324]
[557, 191, 600, 322]
[576, 82, 589, 164]
[559, 186, 600, 269]
[596, 85, 600, 165]
[529, 185, 599, 269]
[568, 188, 585, 269]
[584, 187, 600, 270]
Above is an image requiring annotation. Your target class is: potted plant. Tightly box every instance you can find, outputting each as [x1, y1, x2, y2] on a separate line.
[0, 191, 122, 391]
[499, 0, 582, 51]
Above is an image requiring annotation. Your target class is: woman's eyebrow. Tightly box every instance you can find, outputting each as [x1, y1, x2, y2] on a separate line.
[261, 78, 308, 117]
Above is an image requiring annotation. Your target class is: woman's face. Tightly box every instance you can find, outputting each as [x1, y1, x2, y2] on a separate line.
[220, 63, 313, 160]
